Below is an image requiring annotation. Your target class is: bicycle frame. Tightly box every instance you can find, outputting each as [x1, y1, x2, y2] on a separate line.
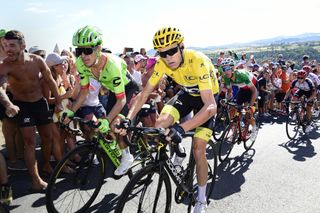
[154, 143, 196, 201]
[230, 108, 250, 143]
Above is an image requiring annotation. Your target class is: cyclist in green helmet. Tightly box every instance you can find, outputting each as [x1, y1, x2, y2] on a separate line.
[64, 25, 139, 176]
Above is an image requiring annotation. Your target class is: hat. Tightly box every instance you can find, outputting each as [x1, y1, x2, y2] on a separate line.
[46, 53, 67, 67]
[303, 55, 309, 60]
[146, 57, 157, 70]
[134, 54, 147, 63]
[0, 29, 7, 38]
[29, 46, 46, 55]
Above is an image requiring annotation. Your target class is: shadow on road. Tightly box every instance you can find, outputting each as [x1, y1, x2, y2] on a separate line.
[210, 149, 256, 200]
[278, 135, 317, 161]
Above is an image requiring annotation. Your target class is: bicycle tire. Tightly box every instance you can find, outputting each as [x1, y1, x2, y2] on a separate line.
[286, 110, 299, 140]
[187, 139, 217, 209]
[206, 139, 218, 201]
[213, 110, 229, 141]
[219, 122, 237, 162]
[243, 113, 259, 150]
[115, 163, 172, 213]
[46, 144, 106, 213]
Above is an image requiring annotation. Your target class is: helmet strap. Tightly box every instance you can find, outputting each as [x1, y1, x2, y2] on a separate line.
[177, 44, 184, 67]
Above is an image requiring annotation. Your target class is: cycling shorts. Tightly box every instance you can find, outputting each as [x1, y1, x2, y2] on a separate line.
[160, 90, 214, 142]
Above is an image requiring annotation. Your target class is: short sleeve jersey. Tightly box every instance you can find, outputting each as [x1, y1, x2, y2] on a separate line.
[148, 49, 219, 96]
[76, 53, 129, 99]
[223, 69, 254, 88]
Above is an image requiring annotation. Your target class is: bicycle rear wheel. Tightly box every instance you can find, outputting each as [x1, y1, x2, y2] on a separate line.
[286, 111, 299, 140]
[219, 122, 237, 162]
[46, 144, 106, 213]
[115, 164, 172, 213]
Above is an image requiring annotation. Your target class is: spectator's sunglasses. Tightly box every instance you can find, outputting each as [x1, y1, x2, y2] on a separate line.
[75, 46, 98, 57]
[158, 46, 179, 58]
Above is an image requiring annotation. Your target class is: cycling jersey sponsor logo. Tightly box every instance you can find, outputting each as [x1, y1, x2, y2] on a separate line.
[112, 77, 121, 87]
[23, 118, 31, 124]
[182, 85, 200, 95]
[166, 159, 182, 184]
[152, 71, 160, 77]
[184, 75, 197, 81]
[199, 70, 216, 82]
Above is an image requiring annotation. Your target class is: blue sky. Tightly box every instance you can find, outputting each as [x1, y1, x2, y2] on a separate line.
[1, 0, 319, 54]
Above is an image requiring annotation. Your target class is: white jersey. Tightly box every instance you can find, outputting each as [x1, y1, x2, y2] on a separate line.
[82, 78, 101, 106]
[307, 73, 320, 86]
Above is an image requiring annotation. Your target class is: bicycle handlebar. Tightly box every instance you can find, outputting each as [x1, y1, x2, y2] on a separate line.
[60, 116, 100, 136]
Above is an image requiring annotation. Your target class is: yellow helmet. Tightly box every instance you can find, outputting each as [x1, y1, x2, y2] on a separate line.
[153, 27, 184, 50]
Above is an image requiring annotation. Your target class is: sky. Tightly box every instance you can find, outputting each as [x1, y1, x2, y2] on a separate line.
[1, 0, 319, 54]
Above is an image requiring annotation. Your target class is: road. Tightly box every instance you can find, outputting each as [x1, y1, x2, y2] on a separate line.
[1, 114, 320, 213]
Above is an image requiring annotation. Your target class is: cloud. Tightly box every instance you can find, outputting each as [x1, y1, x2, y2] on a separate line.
[24, 2, 55, 14]
[69, 9, 94, 19]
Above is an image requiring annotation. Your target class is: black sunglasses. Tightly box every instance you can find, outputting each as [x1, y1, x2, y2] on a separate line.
[297, 77, 304, 79]
[158, 46, 179, 58]
[75, 47, 97, 57]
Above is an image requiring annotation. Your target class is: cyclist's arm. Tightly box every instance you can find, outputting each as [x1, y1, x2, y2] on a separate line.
[106, 95, 126, 122]
[40, 57, 62, 105]
[180, 89, 217, 132]
[127, 81, 156, 120]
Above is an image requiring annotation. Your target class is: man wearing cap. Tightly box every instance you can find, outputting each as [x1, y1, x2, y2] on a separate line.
[0, 30, 62, 191]
[134, 54, 147, 73]
[29, 46, 46, 59]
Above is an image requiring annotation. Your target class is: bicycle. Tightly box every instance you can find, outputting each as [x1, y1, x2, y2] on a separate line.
[115, 128, 218, 213]
[213, 99, 231, 141]
[45, 117, 154, 213]
[218, 101, 259, 162]
[286, 98, 312, 140]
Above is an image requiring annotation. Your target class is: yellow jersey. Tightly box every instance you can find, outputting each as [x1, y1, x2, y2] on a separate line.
[148, 49, 219, 96]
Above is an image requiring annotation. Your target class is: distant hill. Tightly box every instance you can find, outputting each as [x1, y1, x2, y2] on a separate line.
[189, 33, 320, 51]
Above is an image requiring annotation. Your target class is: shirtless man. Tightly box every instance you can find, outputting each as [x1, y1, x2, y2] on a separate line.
[0, 30, 61, 191]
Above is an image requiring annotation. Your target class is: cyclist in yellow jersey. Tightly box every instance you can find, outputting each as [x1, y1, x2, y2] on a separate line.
[117, 27, 218, 213]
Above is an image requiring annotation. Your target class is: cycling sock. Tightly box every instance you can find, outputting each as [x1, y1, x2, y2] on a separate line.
[197, 184, 207, 203]
[121, 147, 131, 158]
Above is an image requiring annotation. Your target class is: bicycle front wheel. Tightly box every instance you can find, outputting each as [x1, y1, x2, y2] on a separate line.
[286, 111, 299, 140]
[244, 113, 259, 150]
[219, 122, 237, 162]
[205, 139, 218, 201]
[115, 164, 172, 213]
[46, 144, 106, 213]
[213, 110, 229, 141]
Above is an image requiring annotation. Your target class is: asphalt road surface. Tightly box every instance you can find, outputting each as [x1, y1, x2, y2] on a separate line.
[1, 114, 320, 213]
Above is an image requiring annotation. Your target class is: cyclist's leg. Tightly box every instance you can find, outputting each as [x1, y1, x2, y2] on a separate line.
[192, 125, 213, 204]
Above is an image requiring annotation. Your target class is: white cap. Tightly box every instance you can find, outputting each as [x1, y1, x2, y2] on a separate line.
[134, 54, 147, 63]
[29, 46, 46, 55]
[45, 53, 67, 67]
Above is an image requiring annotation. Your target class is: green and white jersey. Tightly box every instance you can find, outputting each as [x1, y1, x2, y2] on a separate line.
[224, 69, 256, 89]
[76, 53, 129, 99]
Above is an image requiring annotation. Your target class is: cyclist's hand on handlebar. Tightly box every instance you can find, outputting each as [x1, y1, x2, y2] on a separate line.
[98, 118, 110, 133]
[165, 123, 185, 144]
[115, 117, 131, 135]
[60, 108, 74, 124]
[249, 106, 256, 114]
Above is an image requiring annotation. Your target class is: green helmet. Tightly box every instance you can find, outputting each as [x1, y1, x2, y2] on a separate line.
[72, 25, 103, 47]
[0, 29, 7, 38]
